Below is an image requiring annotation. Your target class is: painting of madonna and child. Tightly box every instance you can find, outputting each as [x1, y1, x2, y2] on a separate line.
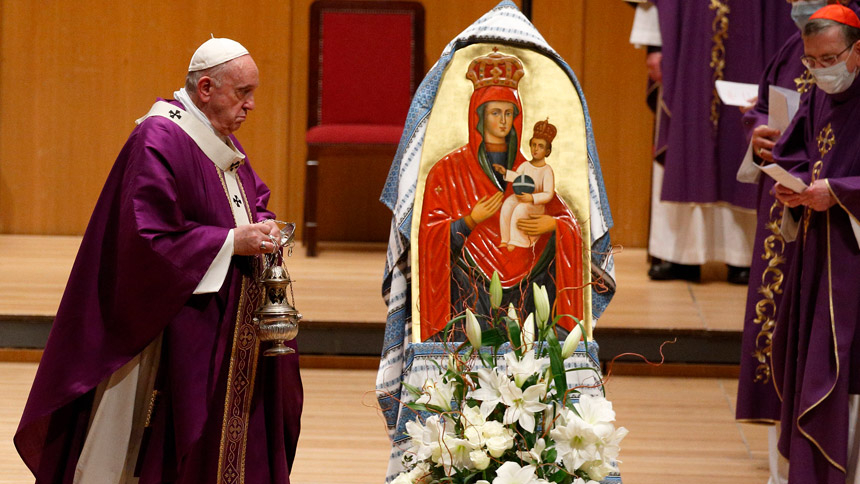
[413, 45, 593, 343]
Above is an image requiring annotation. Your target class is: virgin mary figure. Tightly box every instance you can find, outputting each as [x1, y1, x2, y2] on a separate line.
[417, 49, 584, 341]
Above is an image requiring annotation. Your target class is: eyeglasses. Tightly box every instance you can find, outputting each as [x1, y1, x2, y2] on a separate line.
[801, 43, 854, 69]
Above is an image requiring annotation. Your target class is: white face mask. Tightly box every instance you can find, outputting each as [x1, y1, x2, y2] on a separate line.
[792, 0, 828, 30]
[811, 50, 858, 94]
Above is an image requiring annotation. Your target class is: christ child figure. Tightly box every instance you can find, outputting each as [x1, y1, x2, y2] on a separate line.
[494, 119, 557, 251]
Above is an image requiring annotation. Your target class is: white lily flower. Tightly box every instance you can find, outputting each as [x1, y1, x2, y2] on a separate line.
[561, 322, 584, 359]
[416, 377, 455, 412]
[500, 380, 548, 432]
[470, 367, 507, 415]
[579, 460, 616, 482]
[516, 437, 546, 464]
[549, 408, 601, 472]
[407, 461, 432, 484]
[406, 414, 455, 464]
[465, 308, 482, 348]
[504, 350, 547, 387]
[522, 313, 535, 352]
[438, 435, 476, 473]
[572, 478, 601, 484]
[575, 394, 618, 440]
[490, 271, 503, 308]
[491, 461, 539, 484]
[390, 472, 412, 484]
[533, 283, 550, 328]
[461, 404, 488, 446]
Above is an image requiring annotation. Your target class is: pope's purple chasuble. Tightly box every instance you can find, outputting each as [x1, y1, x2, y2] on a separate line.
[14, 100, 302, 484]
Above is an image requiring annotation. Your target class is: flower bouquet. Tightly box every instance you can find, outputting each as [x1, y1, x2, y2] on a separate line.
[392, 273, 626, 484]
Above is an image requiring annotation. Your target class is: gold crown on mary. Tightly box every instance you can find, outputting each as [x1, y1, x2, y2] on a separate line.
[466, 49, 525, 89]
[532, 119, 557, 143]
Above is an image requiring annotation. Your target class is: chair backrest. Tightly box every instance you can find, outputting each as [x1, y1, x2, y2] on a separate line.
[308, 0, 425, 128]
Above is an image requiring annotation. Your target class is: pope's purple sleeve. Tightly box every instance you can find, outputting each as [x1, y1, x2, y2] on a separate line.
[127, 121, 231, 286]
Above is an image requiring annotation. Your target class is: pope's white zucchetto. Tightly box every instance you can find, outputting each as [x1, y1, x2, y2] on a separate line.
[188, 37, 249, 72]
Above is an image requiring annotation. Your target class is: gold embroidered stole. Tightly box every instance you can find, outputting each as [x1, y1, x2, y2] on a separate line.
[215, 168, 263, 484]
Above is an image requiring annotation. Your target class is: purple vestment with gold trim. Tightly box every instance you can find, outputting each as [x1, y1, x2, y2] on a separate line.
[772, 75, 860, 483]
[651, 0, 793, 208]
[14, 100, 303, 483]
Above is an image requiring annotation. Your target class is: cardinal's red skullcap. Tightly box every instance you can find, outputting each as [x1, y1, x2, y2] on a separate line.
[809, 4, 860, 29]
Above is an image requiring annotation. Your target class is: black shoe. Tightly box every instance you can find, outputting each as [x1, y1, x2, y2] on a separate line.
[648, 261, 701, 282]
[727, 265, 750, 285]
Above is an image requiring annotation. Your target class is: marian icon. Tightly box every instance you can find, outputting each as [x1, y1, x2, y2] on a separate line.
[413, 47, 593, 341]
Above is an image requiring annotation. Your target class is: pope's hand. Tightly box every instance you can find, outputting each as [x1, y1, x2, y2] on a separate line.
[234, 222, 279, 255]
[517, 214, 557, 236]
[752, 124, 781, 163]
[467, 192, 504, 229]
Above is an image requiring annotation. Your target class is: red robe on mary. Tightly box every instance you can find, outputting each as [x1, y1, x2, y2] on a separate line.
[418, 84, 583, 341]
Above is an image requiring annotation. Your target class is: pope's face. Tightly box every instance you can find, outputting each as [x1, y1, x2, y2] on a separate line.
[206, 55, 259, 136]
[483, 101, 516, 143]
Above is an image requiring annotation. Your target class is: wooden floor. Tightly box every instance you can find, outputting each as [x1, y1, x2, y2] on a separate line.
[0, 236, 760, 481]
[0, 235, 747, 331]
[0, 363, 771, 484]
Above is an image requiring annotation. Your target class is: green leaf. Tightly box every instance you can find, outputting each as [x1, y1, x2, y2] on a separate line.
[506, 317, 523, 357]
[406, 402, 430, 413]
[549, 468, 569, 483]
[546, 333, 569, 404]
[401, 381, 423, 397]
[481, 326, 507, 347]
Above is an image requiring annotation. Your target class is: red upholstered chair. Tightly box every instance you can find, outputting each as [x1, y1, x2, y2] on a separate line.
[304, 0, 425, 256]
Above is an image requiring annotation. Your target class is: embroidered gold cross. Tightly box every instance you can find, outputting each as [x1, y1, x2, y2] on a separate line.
[794, 69, 815, 94]
[817, 123, 835, 157]
[804, 124, 835, 239]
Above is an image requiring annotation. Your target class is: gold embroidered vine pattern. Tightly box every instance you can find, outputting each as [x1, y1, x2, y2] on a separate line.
[752, 200, 786, 383]
[709, 0, 730, 130]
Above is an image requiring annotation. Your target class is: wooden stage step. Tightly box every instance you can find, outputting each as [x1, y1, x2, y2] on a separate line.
[0, 235, 749, 365]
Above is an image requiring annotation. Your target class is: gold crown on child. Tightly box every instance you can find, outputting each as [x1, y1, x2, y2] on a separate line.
[466, 48, 525, 89]
[532, 119, 557, 143]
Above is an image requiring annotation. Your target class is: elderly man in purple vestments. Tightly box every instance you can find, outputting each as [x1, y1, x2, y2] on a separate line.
[13, 38, 303, 483]
[736, 2, 860, 483]
[629, 0, 795, 284]
[769, 5, 860, 482]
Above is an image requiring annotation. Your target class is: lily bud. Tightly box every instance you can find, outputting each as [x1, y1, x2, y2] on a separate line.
[522, 313, 535, 352]
[490, 271, 502, 309]
[561, 323, 584, 359]
[507, 303, 519, 322]
[533, 283, 550, 328]
[465, 308, 482, 349]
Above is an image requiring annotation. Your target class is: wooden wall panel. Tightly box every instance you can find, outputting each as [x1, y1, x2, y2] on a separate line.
[0, 0, 293, 234]
[0, 0, 653, 248]
[580, 1, 654, 247]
